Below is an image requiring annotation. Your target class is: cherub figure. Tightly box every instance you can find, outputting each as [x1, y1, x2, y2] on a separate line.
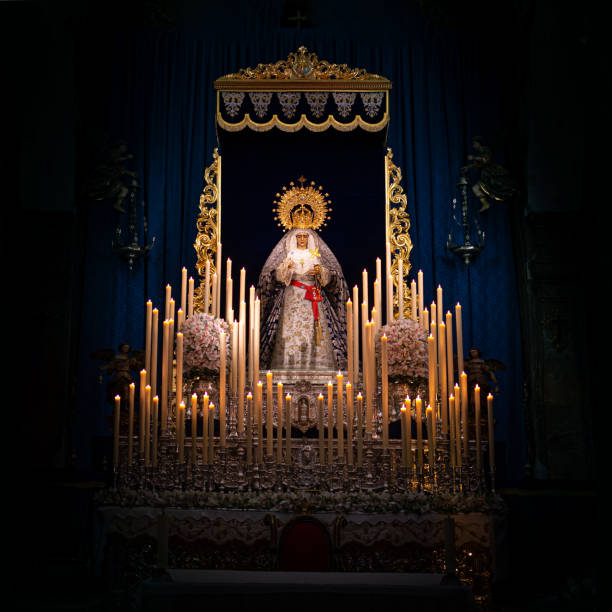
[93, 343, 144, 406]
[463, 347, 505, 406]
[462, 137, 519, 211]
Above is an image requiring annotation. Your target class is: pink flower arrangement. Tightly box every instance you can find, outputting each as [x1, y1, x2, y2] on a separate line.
[376, 318, 429, 383]
[181, 313, 231, 377]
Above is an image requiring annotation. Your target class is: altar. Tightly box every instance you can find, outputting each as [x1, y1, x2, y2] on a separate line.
[99, 48, 505, 611]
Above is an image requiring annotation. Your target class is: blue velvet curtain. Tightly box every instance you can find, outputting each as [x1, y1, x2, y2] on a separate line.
[76, 27, 524, 479]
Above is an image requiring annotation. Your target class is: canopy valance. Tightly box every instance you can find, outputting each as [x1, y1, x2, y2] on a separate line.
[214, 47, 391, 134]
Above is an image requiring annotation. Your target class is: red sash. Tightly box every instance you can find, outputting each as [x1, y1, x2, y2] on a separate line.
[291, 280, 322, 321]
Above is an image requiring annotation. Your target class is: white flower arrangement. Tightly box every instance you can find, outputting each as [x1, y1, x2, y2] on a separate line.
[96, 487, 506, 515]
[376, 318, 429, 383]
[181, 313, 231, 377]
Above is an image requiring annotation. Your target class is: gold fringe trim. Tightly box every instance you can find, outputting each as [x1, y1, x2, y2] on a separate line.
[217, 112, 389, 133]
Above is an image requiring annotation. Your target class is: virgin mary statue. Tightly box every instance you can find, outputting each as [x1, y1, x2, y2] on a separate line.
[257, 179, 348, 373]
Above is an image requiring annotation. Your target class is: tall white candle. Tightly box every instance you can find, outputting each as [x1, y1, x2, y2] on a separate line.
[238, 317, 246, 433]
[178, 401, 185, 463]
[418, 270, 424, 327]
[487, 393, 495, 472]
[352, 285, 359, 385]
[386, 274, 393, 324]
[318, 393, 325, 465]
[346, 382, 353, 466]
[248, 287, 255, 386]
[428, 334, 437, 431]
[208, 402, 215, 463]
[151, 309, 159, 398]
[461, 371, 469, 456]
[211, 273, 218, 319]
[181, 267, 187, 316]
[246, 392, 253, 464]
[411, 280, 417, 320]
[400, 404, 408, 469]
[144, 385, 151, 467]
[438, 321, 448, 441]
[362, 269, 368, 313]
[285, 394, 292, 464]
[215, 242, 222, 318]
[191, 393, 198, 465]
[277, 383, 283, 463]
[145, 300, 152, 385]
[254, 297, 260, 388]
[202, 393, 209, 464]
[381, 334, 389, 449]
[204, 259, 210, 314]
[361, 301, 368, 398]
[226, 277, 233, 325]
[448, 394, 456, 469]
[337, 372, 344, 460]
[266, 371, 273, 456]
[165, 284, 171, 321]
[456, 303, 464, 377]
[346, 299, 354, 388]
[167, 316, 174, 402]
[446, 311, 454, 414]
[475, 385, 481, 471]
[356, 393, 363, 466]
[366, 321, 374, 434]
[256, 381, 263, 464]
[176, 332, 184, 409]
[219, 331, 226, 447]
[231, 320, 238, 395]
[416, 395, 423, 472]
[436, 285, 443, 328]
[188, 277, 194, 318]
[143, 387, 150, 463]
[139, 369, 147, 454]
[160, 321, 169, 430]
[239, 268, 246, 308]
[327, 381, 334, 464]
[427, 404, 435, 467]
[152, 395, 158, 467]
[128, 383, 135, 463]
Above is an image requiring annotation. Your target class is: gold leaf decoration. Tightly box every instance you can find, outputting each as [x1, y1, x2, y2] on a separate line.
[386, 148, 414, 319]
[219, 46, 388, 82]
[193, 149, 220, 313]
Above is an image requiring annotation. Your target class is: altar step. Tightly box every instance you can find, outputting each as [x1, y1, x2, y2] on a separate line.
[141, 570, 474, 612]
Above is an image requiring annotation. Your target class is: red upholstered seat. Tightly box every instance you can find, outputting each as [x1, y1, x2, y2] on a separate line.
[278, 518, 331, 571]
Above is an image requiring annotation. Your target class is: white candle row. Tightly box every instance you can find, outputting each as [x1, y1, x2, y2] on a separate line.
[113, 372, 495, 475]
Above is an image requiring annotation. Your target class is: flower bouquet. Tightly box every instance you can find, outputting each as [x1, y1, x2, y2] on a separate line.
[181, 313, 231, 378]
[376, 318, 429, 410]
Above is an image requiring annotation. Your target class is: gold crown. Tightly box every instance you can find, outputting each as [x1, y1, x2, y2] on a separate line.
[273, 176, 332, 231]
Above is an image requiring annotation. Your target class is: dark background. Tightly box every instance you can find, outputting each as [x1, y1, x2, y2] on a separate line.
[5, 0, 602, 608]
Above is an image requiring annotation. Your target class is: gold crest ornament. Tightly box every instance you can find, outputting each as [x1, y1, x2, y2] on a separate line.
[273, 176, 332, 231]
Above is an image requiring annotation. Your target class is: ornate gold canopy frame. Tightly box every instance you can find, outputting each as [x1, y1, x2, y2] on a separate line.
[194, 48, 413, 316]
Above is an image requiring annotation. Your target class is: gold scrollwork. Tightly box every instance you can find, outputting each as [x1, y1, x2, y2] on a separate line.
[219, 46, 388, 82]
[386, 148, 413, 319]
[193, 148, 220, 313]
